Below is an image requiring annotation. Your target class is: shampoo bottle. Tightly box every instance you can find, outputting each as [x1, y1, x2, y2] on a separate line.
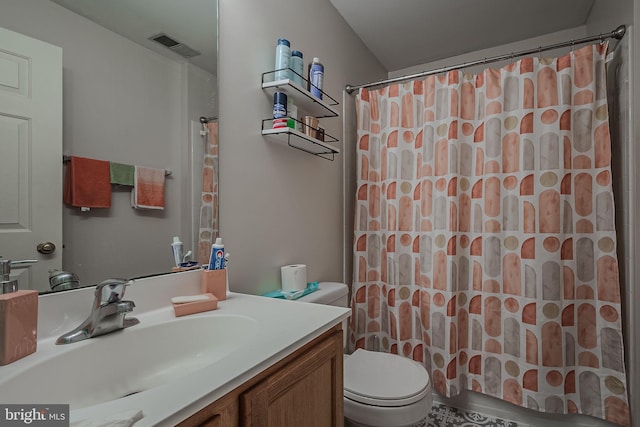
[274, 38, 291, 81]
[0, 259, 39, 365]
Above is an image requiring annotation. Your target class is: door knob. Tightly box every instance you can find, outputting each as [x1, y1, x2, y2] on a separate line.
[37, 242, 56, 254]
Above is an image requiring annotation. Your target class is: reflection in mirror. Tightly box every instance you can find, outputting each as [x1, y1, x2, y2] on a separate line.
[0, 0, 218, 293]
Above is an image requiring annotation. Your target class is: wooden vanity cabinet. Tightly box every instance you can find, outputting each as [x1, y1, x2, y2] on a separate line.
[177, 325, 344, 427]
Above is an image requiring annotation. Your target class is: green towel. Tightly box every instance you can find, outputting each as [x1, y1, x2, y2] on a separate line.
[110, 162, 134, 186]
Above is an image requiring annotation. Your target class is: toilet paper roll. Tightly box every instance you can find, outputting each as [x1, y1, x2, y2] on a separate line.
[281, 264, 307, 292]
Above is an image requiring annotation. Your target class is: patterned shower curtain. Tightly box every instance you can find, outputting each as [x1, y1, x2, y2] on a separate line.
[351, 43, 630, 426]
[197, 121, 219, 265]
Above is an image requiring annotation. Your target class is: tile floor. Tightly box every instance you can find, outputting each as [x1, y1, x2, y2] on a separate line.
[414, 402, 528, 427]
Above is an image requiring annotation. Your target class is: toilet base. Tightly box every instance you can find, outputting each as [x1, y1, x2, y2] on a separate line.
[344, 415, 426, 427]
[343, 391, 432, 427]
[344, 419, 424, 427]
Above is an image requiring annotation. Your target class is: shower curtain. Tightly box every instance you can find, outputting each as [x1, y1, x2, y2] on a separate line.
[197, 121, 219, 265]
[351, 43, 630, 426]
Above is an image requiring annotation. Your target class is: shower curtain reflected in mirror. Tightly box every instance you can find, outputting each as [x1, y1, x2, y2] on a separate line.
[351, 42, 630, 426]
[198, 120, 219, 265]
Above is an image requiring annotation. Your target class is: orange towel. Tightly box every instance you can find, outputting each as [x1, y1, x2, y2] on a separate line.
[63, 156, 112, 208]
[131, 165, 165, 210]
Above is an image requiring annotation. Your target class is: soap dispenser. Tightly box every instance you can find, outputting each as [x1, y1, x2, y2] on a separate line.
[0, 259, 39, 365]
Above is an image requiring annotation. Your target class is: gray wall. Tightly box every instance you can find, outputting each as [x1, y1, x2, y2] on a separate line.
[390, 26, 588, 78]
[586, 0, 633, 34]
[1, 0, 385, 292]
[218, 0, 386, 295]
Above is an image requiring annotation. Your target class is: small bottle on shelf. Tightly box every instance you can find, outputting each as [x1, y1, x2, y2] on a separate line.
[273, 92, 288, 129]
[308, 57, 324, 99]
[274, 38, 291, 81]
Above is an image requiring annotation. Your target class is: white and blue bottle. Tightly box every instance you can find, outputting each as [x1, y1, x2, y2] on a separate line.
[273, 92, 288, 118]
[274, 38, 291, 81]
[290, 50, 304, 86]
[308, 57, 324, 99]
[171, 236, 184, 267]
[209, 237, 225, 270]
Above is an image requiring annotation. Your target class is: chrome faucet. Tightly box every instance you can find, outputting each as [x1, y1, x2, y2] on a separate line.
[56, 278, 139, 345]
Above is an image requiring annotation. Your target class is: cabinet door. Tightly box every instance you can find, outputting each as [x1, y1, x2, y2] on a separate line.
[177, 391, 239, 427]
[241, 330, 343, 427]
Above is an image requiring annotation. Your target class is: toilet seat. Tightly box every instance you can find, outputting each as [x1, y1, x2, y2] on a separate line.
[344, 349, 431, 407]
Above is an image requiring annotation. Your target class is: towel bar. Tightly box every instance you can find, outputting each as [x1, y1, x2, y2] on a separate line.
[62, 155, 172, 176]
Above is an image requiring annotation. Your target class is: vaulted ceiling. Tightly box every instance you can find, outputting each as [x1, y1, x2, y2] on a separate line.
[330, 0, 596, 71]
[48, 0, 598, 76]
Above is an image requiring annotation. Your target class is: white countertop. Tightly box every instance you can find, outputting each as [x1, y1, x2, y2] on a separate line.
[0, 271, 350, 426]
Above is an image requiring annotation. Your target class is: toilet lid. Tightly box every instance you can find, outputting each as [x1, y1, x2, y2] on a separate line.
[344, 349, 431, 407]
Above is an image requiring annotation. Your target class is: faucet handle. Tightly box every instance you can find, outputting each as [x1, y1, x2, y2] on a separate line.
[95, 278, 134, 306]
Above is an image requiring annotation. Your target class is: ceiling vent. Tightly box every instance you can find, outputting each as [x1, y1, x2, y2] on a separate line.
[149, 33, 200, 58]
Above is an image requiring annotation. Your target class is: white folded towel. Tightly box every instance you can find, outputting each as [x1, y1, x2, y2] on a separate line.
[71, 409, 143, 427]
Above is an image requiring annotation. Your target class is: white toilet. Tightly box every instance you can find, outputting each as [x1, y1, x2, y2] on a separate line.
[297, 282, 433, 427]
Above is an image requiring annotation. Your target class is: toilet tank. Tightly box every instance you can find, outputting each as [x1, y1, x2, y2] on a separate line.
[297, 282, 350, 350]
[298, 282, 349, 307]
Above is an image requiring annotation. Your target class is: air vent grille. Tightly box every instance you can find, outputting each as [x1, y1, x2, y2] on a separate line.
[149, 33, 201, 58]
[152, 34, 180, 48]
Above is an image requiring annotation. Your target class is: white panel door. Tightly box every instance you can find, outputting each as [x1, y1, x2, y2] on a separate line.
[0, 26, 62, 292]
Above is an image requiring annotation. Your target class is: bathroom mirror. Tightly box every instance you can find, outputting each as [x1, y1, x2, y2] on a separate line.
[0, 0, 218, 293]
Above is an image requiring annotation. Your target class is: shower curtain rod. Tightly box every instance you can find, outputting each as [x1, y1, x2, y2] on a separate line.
[345, 24, 626, 94]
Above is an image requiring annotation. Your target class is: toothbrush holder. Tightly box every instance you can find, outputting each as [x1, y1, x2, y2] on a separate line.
[201, 268, 227, 301]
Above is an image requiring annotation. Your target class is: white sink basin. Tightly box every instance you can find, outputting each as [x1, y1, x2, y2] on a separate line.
[0, 314, 258, 409]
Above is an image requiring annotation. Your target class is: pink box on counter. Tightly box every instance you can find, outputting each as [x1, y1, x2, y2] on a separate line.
[172, 293, 218, 317]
